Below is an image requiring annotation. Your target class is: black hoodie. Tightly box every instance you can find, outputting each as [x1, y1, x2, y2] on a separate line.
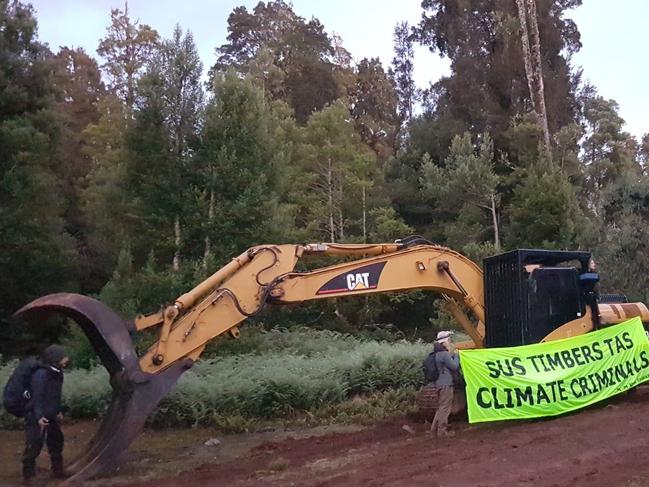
[29, 366, 63, 421]
[27, 346, 66, 420]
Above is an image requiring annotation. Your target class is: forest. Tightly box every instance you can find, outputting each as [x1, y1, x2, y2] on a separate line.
[1, 0, 648, 355]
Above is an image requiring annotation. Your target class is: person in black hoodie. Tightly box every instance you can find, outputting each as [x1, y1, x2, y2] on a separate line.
[22, 345, 69, 484]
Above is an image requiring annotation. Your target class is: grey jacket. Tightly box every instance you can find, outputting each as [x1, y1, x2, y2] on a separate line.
[434, 349, 460, 387]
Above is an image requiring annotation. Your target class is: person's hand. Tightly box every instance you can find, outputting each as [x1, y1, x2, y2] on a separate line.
[56, 412, 64, 423]
[38, 417, 49, 431]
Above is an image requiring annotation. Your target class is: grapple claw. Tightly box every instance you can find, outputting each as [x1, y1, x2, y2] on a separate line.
[13, 293, 192, 483]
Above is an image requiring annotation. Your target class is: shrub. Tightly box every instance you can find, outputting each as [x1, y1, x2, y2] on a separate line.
[1, 328, 432, 429]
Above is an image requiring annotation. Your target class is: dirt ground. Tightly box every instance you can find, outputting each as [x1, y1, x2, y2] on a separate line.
[5, 389, 649, 487]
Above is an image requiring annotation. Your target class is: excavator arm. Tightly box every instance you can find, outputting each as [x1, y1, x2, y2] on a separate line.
[135, 242, 486, 374]
[13, 240, 486, 481]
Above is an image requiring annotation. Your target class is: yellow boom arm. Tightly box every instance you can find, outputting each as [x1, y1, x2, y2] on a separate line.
[135, 242, 486, 373]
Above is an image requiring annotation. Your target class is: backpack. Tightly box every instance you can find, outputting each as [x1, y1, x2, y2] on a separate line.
[422, 351, 440, 383]
[2, 357, 42, 417]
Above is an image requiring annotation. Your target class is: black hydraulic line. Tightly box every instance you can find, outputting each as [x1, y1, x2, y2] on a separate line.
[249, 246, 280, 286]
[396, 235, 436, 248]
[436, 261, 469, 296]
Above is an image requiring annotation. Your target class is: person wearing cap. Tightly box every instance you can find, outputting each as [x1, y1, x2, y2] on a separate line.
[22, 345, 70, 484]
[430, 330, 460, 438]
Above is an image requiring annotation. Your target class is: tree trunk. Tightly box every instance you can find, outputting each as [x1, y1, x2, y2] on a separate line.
[362, 185, 367, 243]
[491, 194, 500, 251]
[516, 0, 538, 109]
[327, 154, 335, 242]
[203, 188, 215, 268]
[516, 0, 551, 158]
[362, 181, 370, 321]
[336, 165, 344, 241]
[173, 215, 181, 272]
[526, 0, 551, 157]
[124, 2, 136, 115]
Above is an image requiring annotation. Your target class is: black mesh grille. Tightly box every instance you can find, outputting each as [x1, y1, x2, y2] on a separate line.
[484, 252, 526, 347]
[484, 249, 591, 347]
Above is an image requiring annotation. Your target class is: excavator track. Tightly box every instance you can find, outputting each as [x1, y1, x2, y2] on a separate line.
[13, 293, 193, 483]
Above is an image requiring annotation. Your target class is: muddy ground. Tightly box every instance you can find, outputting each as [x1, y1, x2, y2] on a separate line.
[4, 389, 649, 486]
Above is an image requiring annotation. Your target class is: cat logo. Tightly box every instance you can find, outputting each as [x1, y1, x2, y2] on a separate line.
[316, 262, 387, 295]
[346, 272, 370, 290]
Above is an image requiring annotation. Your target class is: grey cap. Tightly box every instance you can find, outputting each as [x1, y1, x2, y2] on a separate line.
[42, 344, 67, 365]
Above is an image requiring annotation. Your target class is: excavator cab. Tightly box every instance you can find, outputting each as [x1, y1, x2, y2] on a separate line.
[484, 249, 596, 347]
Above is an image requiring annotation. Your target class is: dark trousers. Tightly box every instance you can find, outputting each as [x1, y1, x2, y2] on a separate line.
[22, 414, 64, 479]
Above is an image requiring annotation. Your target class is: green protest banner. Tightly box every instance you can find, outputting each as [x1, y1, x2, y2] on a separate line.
[459, 317, 649, 423]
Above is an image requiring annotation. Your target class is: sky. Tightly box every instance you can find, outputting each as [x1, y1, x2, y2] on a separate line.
[28, 0, 648, 140]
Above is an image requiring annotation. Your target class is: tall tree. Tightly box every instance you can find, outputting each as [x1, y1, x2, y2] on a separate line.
[349, 58, 399, 159]
[82, 94, 130, 277]
[420, 133, 501, 252]
[51, 47, 104, 238]
[144, 25, 204, 270]
[97, 3, 159, 111]
[415, 0, 582, 156]
[85, 26, 204, 274]
[196, 71, 284, 261]
[0, 0, 79, 350]
[299, 101, 377, 241]
[580, 94, 639, 212]
[122, 79, 179, 266]
[150, 26, 203, 159]
[213, 1, 341, 122]
[505, 162, 580, 249]
[594, 173, 649, 303]
[391, 21, 417, 125]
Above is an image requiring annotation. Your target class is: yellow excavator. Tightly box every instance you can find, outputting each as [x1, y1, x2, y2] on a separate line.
[14, 235, 649, 482]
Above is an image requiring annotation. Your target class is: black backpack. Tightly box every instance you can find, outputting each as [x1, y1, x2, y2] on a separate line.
[2, 357, 42, 417]
[422, 351, 440, 383]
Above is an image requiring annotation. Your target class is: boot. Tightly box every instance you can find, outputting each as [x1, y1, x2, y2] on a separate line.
[51, 456, 68, 479]
[437, 428, 456, 438]
[22, 464, 36, 485]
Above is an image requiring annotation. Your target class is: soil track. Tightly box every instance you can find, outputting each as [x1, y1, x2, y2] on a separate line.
[122, 389, 649, 487]
[4, 390, 649, 486]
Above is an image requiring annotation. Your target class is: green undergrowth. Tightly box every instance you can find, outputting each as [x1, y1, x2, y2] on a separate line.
[0, 328, 430, 430]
